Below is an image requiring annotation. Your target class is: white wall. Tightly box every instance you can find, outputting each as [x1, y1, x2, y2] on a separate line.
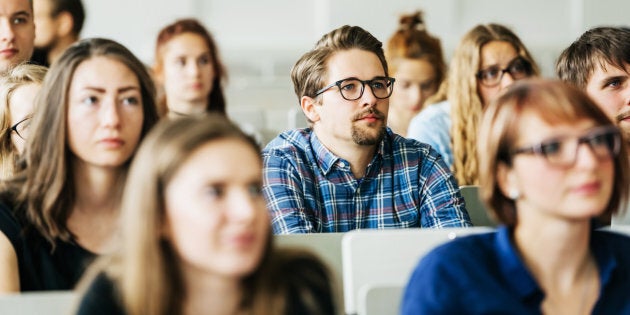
[79, 0, 630, 140]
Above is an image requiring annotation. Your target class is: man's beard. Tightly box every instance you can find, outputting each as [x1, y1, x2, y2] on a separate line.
[351, 108, 386, 145]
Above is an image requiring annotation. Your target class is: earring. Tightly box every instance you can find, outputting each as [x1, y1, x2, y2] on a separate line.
[508, 188, 520, 200]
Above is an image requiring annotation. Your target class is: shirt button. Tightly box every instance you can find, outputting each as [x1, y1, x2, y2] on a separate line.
[339, 162, 346, 167]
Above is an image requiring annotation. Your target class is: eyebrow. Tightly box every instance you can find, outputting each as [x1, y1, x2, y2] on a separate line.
[82, 86, 141, 93]
[599, 75, 628, 88]
[11, 11, 31, 18]
[480, 56, 521, 70]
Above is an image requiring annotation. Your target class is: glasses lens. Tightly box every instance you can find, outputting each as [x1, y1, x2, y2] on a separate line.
[339, 79, 363, 100]
[540, 139, 573, 165]
[585, 129, 620, 159]
[370, 78, 392, 99]
[478, 67, 501, 86]
[507, 58, 532, 80]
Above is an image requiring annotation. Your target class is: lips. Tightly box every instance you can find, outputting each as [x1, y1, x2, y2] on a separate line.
[227, 232, 256, 248]
[572, 181, 602, 195]
[0, 48, 18, 58]
[354, 109, 385, 122]
[99, 138, 125, 148]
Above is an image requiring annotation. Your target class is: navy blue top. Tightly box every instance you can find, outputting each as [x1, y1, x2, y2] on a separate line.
[401, 226, 630, 315]
[0, 200, 96, 291]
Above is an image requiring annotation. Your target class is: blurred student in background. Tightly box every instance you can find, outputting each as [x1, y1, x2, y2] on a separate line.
[31, 0, 85, 67]
[0, 0, 35, 72]
[402, 80, 630, 314]
[153, 18, 227, 118]
[75, 116, 335, 315]
[385, 10, 445, 137]
[557, 26, 630, 145]
[0, 63, 47, 179]
[408, 23, 538, 184]
[0, 38, 159, 292]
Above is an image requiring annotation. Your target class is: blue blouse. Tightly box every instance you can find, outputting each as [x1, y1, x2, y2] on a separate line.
[401, 226, 630, 314]
[407, 100, 452, 168]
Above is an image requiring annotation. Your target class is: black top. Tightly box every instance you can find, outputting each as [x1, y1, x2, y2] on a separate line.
[0, 200, 96, 291]
[76, 249, 336, 315]
[29, 48, 50, 67]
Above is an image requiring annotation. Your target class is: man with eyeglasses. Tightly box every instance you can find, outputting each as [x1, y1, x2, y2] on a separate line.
[262, 25, 471, 234]
[556, 27, 630, 224]
[0, 0, 35, 73]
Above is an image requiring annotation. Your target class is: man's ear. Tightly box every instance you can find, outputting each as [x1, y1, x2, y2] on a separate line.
[300, 95, 321, 123]
[55, 12, 74, 38]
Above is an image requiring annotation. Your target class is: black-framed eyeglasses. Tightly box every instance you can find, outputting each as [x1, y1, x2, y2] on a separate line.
[314, 77, 396, 101]
[10, 116, 31, 140]
[476, 57, 533, 87]
[511, 125, 621, 167]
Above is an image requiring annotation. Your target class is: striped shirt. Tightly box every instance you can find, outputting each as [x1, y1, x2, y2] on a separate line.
[262, 128, 471, 234]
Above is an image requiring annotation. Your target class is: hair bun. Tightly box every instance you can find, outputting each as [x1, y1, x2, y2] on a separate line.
[399, 10, 426, 32]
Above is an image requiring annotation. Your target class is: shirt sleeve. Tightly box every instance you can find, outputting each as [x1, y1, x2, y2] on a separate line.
[418, 149, 472, 228]
[262, 151, 318, 234]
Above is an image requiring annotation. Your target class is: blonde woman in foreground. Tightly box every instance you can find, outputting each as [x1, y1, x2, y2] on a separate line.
[75, 115, 335, 315]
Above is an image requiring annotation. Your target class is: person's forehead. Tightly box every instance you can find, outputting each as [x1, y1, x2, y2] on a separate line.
[325, 49, 385, 79]
[587, 59, 630, 82]
[0, 0, 33, 15]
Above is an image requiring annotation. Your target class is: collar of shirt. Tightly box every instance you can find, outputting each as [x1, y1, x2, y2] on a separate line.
[309, 129, 389, 177]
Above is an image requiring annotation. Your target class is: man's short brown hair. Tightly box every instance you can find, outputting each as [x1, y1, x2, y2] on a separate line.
[556, 27, 630, 88]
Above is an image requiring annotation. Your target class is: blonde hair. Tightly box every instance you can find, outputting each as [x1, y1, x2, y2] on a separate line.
[0, 63, 47, 179]
[478, 79, 629, 226]
[76, 115, 334, 315]
[449, 24, 539, 185]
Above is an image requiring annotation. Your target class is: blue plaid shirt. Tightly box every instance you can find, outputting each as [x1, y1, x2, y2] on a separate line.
[262, 128, 471, 234]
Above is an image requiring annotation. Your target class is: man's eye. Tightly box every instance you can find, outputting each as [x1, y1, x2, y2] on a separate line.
[11, 17, 27, 24]
[371, 81, 386, 90]
[341, 82, 358, 91]
[605, 79, 621, 88]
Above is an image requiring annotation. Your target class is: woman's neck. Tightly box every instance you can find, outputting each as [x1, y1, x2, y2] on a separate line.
[387, 108, 414, 137]
[66, 161, 124, 253]
[72, 162, 123, 212]
[181, 263, 243, 315]
[514, 219, 599, 314]
[166, 98, 207, 117]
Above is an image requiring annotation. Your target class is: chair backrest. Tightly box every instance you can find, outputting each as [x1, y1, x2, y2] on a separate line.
[460, 185, 497, 227]
[0, 291, 76, 315]
[358, 284, 403, 315]
[606, 224, 630, 236]
[341, 227, 492, 315]
[612, 204, 630, 226]
[274, 233, 345, 315]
